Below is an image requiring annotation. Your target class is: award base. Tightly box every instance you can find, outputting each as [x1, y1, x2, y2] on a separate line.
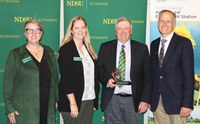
[114, 81, 132, 85]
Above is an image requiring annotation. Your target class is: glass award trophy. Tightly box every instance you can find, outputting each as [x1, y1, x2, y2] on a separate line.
[111, 68, 131, 85]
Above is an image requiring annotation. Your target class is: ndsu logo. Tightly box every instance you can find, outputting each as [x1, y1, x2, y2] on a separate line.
[66, 0, 84, 6]
[14, 17, 32, 22]
[103, 19, 117, 24]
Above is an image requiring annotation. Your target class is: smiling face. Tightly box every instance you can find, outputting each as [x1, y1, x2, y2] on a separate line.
[24, 22, 43, 44]
[115, 20, 132, 44]
[158, 11, 176, 38]
[71, 20, 87, 42]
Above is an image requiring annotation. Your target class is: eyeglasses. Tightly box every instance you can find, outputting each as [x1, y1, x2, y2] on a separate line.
[25, 28, 42, 34]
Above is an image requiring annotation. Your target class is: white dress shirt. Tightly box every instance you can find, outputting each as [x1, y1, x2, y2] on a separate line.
[158, 32, 174, 57]
[114, 40, 132, 94]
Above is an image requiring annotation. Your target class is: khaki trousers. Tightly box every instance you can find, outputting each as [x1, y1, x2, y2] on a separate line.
[153, 96, 186, 124]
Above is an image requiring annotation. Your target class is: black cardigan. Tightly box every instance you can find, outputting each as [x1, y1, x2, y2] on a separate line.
[57, 40, 99, 112]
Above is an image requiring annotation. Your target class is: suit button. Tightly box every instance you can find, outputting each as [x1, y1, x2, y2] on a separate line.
[160, 76, 163, 79]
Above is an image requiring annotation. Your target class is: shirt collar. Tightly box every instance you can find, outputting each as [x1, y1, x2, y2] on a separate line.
[117, 39, 131, 48]
[161, 32, 174, 42]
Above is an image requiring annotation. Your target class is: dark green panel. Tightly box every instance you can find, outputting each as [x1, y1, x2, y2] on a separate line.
[0, 1, 60, 123]
[64, 0, 147, 123]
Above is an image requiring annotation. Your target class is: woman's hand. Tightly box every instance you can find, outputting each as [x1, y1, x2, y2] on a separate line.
[67, 93, 78, 118]
[70, 103, 78, 118]
[7, 111, 19, 124]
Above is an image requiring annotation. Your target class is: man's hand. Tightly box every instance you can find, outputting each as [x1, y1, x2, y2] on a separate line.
[138, 102, 149, 114]
[180, 107, 192, 117]
[107, 78, 117, 88]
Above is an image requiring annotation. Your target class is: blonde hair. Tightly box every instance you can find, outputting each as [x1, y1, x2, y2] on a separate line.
[61, 16, 97, 59]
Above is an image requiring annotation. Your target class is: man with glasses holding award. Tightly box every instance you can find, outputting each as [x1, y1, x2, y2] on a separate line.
[97, 17, 152, 124]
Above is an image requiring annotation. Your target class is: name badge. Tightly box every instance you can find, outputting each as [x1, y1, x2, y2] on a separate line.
[22, 56, 32, 63]
[73, 57, 82, 61]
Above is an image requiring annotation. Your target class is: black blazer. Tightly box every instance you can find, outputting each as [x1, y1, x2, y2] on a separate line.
[97, 39, 152, 112]
[150, 33, 194, 114]
[58, 40, 99, 112]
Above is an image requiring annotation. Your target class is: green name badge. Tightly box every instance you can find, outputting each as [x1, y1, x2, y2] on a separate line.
[22, 56, 32, 63]
[73, 57, 82, 61]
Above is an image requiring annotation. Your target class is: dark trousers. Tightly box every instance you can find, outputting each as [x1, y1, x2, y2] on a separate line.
[61, 100, 94, 124]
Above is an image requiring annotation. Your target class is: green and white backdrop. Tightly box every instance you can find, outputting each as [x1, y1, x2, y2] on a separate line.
[60, 1, 147, 124]
[0, 0, 147, 123]
[1, 0, 200, 124]
[0, 0, 60, 123]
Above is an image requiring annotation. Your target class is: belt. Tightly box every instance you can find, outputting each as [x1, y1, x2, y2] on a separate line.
[115, 93, 132, 97]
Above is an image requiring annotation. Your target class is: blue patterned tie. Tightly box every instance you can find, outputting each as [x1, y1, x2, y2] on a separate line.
[118, 45, 126, 81]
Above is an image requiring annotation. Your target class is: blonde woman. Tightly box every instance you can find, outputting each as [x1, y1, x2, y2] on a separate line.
[58, 16, 99, 124]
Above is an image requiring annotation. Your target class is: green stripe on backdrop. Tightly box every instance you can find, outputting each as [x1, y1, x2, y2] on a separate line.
[64, 0, 147, 124]
[0, 1, 60, 123]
